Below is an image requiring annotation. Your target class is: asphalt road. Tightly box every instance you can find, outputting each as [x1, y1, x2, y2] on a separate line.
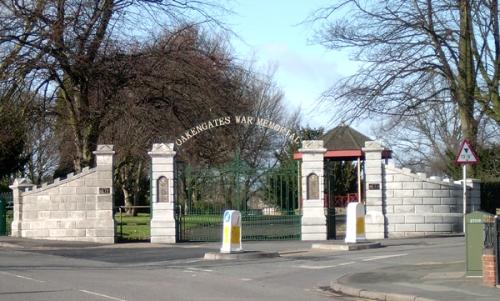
[0, 237, 465, 301]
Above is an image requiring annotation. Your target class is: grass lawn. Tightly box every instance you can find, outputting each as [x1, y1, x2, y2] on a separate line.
[115, 213, 150, 241]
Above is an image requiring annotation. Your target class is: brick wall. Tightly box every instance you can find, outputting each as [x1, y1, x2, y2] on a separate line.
[482, 248, 497, 287]
[9, 145, 115, 243]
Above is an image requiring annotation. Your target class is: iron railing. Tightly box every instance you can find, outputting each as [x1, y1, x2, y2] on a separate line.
[174, 157, 301, 242]
[484, 216, 496, 249]
[175, 158, 299, 214]
[486, 215, 500, 286]
[177, 208, 301, 242]
[0, 192, 13, 236]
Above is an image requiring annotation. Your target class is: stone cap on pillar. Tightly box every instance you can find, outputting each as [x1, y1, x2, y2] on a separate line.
[9, 178, 34, 190]
[148, 143, 176, 157]
[299, 140, 327, 153]
[465, 178, 481, 183]
[93, 145, 115, 166]
[362, 141, 386, 152]
[93, 145, 115, 155]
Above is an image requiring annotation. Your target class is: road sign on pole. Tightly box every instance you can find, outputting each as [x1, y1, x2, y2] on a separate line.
[455, 140, 479, 233]
[455, 140, 479, 164]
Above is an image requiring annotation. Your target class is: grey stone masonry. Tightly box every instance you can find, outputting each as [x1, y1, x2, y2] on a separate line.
[149, 143, 177, 244]
[9, 145, 115, 243]
[363, 141, 481, 238]
[384, 164, 479, 237]
[300, 140, 327, 241]
[362, 141, 386, 239]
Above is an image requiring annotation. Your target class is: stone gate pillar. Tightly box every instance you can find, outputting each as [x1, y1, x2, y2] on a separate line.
[9, 178, 34, 237]
[362, 141, 386, 239]
[93, 145, 116, 243]
[300, 140, 327, 240]
[149, 143, 176, 243]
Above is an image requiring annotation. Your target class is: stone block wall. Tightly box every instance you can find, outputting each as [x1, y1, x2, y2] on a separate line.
[363, 140, 481, 238]
[383, 164, 480, 238]
[9, 145, 115, 243]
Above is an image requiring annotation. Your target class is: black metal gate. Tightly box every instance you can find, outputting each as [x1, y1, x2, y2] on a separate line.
[0, 192, 13, 236]
[175, 157, 301, 241]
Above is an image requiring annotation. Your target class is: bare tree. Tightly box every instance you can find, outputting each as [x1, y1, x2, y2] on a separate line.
[93, 26, 297, 214]
[311, 0, 500, 146]
[0, 0, 226, 172]
[0, 91, 28, 182]
[373, 93, 500, 176]
[24, 107, 58, 185]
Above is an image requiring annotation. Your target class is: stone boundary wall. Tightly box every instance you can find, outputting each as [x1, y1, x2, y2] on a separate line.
[383, 163, 480, 238]
[10, 145, 115, 243]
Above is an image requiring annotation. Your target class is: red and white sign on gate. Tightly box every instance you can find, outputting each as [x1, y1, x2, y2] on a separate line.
[455, 140, 479, 165]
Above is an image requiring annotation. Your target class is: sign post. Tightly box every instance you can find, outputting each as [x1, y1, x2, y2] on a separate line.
[455, 140, 479, 233]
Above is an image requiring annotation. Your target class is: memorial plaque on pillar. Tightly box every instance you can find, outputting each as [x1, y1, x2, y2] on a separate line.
[157, 177, 169, 202]
[307, 173, 319, 200]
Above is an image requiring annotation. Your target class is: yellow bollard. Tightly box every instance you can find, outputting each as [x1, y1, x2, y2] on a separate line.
[345, 202, 366, 243]
[220, 210, 242, 253]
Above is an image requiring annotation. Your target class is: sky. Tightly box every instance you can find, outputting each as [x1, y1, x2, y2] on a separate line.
[224, 0, 363, 132]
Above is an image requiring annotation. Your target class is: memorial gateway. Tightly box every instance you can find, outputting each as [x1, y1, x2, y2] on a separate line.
[8, 119, 479, 243]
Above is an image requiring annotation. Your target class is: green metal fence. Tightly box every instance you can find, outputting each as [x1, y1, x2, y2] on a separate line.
[177, 209, 301, 242]
[0, 192, 13, 236]
[175, 156, 301, 241]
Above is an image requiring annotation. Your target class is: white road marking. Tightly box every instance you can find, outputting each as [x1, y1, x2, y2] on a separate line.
[240, 278, 253, 281]
[187, 267, 213, 272]
[184, 259, 204, 263]
[79, 290, 127, 301]
[297, 261, 356, 270]
[361, 253, 408, 261]
[0, 271, 46, 283]
[296, 253, 408, 270]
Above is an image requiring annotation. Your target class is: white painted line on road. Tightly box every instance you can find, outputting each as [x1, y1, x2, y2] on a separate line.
[184, 259, 204, 263]
[297, 261, 356, 270]
[79, 290, 127, 301]
[187, 267, 213, 272]
[240, 278, 252, 281]
[0, 271, 46, 283]
[361, 253, 408, 261]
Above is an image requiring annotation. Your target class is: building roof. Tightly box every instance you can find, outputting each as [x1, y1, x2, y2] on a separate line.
[321, 124, 373, 150]
[293, 124, 391, 160]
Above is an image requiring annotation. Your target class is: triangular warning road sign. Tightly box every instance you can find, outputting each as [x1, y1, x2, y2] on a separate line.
[455, 140, 479, 164]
